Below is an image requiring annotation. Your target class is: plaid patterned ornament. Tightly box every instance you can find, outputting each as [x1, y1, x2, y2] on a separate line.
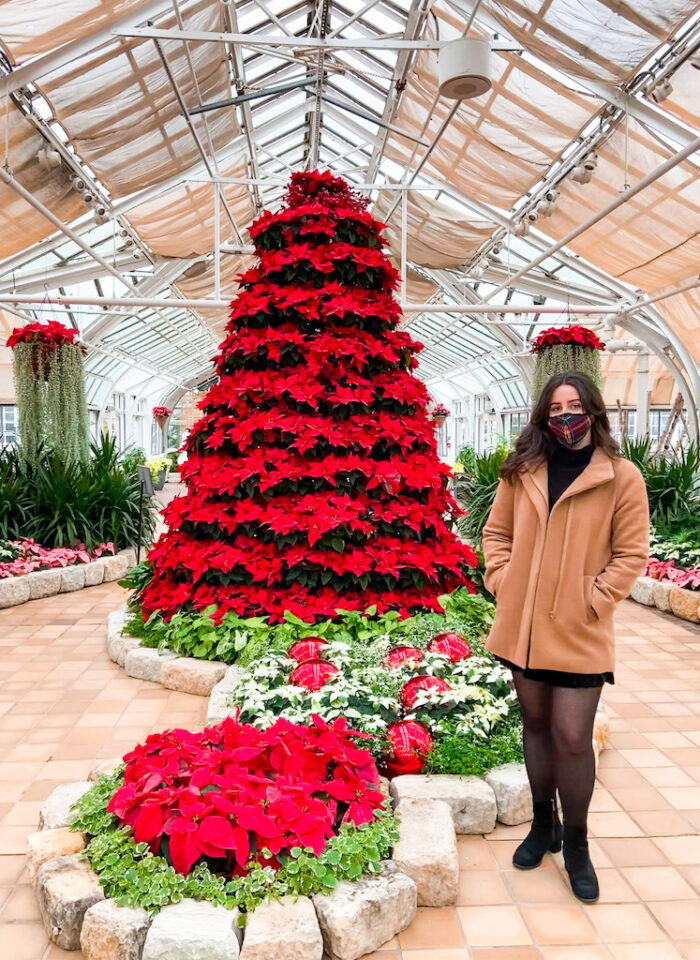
[289, 658, 339, 691]
[288, 637, 328, 663]
[385, 720, 433, 777]
[384, 645, 423, 669]
[400, 674, 451, 709]
[427, 633, 471, 661]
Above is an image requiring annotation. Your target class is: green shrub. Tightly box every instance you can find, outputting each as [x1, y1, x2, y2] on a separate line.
[0, 435, 156, 550]
[120, 446, 147, 476]
[455, 445, 510, 542]
[423, 718, 523, 778]
[623, 438, 700, 529]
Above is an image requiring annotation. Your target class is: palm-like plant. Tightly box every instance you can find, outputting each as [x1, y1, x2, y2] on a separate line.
[456, 446, 510, 542]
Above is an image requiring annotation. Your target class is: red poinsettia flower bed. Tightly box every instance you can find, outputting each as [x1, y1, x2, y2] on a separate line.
[531, 324, 605, 354]
[106, 715, 385, 877]
[7, 321, 86, 353]
[0, 539, 114, 579]
[141, 170, 476, 622]
[152, 406, 173, 418]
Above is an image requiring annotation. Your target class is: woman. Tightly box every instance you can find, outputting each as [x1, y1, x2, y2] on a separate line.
[482, 371, 648, 902]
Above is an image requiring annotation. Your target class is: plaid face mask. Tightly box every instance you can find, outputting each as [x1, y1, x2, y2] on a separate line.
[548, 412, 593, 447]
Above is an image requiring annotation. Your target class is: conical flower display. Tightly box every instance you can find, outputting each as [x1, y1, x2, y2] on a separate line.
[142, 170, 476, 622]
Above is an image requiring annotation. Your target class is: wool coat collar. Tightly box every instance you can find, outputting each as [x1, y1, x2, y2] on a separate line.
[521, 446, 615, 524]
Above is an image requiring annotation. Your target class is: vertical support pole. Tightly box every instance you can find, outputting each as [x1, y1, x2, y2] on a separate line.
[636, 351, 650, 438]
[214, 184, 221, 300]
[137, 480, 144, 565]
[400, 184, 408, 309]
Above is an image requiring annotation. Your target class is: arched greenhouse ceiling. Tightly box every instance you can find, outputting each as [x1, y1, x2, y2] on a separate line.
[0, 0, 698, 433]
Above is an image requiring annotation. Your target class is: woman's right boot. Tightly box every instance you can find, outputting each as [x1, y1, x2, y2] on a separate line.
[512, 798, 562, 870]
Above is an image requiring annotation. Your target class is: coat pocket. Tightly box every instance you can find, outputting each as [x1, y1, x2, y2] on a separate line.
[583, 575, 598, 622]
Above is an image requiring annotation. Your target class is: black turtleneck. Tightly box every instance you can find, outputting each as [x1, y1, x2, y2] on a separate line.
[547, 443, 594, 513]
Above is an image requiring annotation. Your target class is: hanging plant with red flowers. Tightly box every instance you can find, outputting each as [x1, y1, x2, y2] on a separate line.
[7, 320, 89, 466]
[139, 170, 476, 624]
[152, 405, 173, 419]
[530, 324, 605, 400]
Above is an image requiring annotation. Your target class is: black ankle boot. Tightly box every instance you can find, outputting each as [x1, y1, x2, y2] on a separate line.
[513, 799, 562, 870]
[563, 824, 599, 902]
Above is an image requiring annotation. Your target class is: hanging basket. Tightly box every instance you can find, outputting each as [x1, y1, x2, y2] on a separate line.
[432, 415, 447, 429]
[153, 406, 173, 429]
[530, 325, 605, 400]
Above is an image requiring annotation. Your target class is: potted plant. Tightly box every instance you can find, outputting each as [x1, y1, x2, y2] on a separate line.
[146, 456, 170, 491]
[432, 403, 450, 428]
[530, 324, 605, 399]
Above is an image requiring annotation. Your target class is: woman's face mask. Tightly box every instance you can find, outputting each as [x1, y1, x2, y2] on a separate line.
[548, 412, 593, 447]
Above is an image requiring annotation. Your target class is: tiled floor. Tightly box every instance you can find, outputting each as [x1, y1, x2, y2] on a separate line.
[1, 589, 700, 959]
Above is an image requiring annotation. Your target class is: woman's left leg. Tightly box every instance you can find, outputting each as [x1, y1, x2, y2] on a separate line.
[551, 684, 603, 902]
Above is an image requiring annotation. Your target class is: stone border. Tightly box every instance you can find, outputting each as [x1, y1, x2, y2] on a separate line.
[30, 706, 609, 960]
[630, 575, 699, 624]
[0, 548, 137, 610]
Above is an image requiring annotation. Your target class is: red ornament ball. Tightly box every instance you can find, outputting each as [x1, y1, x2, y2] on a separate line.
[427, 633, 471, 662]
[288, 637, 328, 663]
[400, 675, 451, 709]
[384, 645, 423, 669]
[385, 720, 433, 777]
[289, 659, 338, 691]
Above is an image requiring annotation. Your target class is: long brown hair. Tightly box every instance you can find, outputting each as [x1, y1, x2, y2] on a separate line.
[500, 371, 619, 481]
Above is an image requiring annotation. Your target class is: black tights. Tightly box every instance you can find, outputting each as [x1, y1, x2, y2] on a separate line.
[512, 672, 602, 829]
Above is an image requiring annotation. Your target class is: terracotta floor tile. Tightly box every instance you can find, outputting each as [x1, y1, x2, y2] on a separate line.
[456, 837, 497, 870]
[640, 767, 697, 788]
[457, 869, 512, 905]
[652, 836, 700, 865]
[470, 950, 542, 960]
[505, 868, 573, 904]
[591, 868, 638, 904]
[588, 812, 644, 838]
[0, 882, 42, 921]
[608, 943, 684, 960]
[391, 951, 468, 960]
[398, 907, 464, 950]
[630, 810, 696, 836]
[622, 866, 698, 901]
[595, 838, 670, 868]
[538, 948, 610, 960]
[583, 903, 665, 942]
[605, 786, 670, 812]
[647, 901, 700, 940]
[659, 786, 700, 810]
[0, 920, 51, 960]
[458, 905, 532, 947]
[520, 904, 597, 945]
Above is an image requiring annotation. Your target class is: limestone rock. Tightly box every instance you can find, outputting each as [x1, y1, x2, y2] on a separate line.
[40, 781, 93, 830]
[485, 763, 532, 825]
[101, 553, 129, 583]
[119, 547, 138, 569]
[161, 657, 227, 697]
[88, 757, 124, 782]
[142, 898, 240, 960]
[107, 608, 129, 659]
[391, 798, 458, 906]
[670, 585, 700, 623]
[390, 774, 496, 835]
[313, 861, 416, 960]
[652, 579, 673, 613]
[378, 776, 390, 798]
[0, 574, 31, 608]
[84, 561, 106, 587]
[27, 827, 86, 883]
[60, 565, 86, 592]
[593, 706, 609, 754]
[28, 569, 62, 600]
[207, 666, 244, 723]
[81, 898, 150, 960]
[124, 646, 179, 683]
[630, 576, 655, 606]
[240, 896, 322, 960]
[37, 853, 105, 949]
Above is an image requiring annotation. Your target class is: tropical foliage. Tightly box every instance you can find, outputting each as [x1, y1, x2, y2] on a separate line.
[455, 442, 511, 543]
[0, 435, 156, 549]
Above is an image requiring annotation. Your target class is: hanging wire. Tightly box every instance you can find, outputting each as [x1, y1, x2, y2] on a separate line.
[622, 105, 630, 193]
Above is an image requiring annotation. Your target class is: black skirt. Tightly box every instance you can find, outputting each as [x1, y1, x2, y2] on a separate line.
[495, 655, 614, 689]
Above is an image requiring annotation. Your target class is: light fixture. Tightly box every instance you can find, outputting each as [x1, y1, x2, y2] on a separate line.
[36, 147, 61, 170]
[513, 220, 530, 236]
[81, 190, 95, 205]
[93, 204, 110, 224]
[571, 151, 597, 184]
[648, 77, 673, 103]
[526, 208, 538, 223]
[471, 262, 485, 279]
[70, 174, 87, 192]
[535, 192, 557, 217]
[438, 37, 492, 99]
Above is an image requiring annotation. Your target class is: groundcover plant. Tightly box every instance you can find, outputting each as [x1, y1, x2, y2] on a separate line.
[71, 716, 398, 917]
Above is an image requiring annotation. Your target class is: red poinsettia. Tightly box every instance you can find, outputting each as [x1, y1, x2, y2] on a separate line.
[531, 324, 605, 354]
[153, 405, 173, 418]
[107, 716, 385, 877]
[141, 170, 477, 623]
[7, 321, 86, 354]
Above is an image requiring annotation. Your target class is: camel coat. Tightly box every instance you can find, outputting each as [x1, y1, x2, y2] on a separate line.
[482, 447, 649, 673]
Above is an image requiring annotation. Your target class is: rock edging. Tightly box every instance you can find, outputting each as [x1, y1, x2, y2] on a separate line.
[630, 575, 699, 623]
[0, 548, 136, 610]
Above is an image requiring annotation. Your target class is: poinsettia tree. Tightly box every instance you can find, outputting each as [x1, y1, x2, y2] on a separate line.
[142, 170, 476, 622]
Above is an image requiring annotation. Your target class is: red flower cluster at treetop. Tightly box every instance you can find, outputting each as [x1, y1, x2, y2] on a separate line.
[141, 170, 476, 622]
[106, 715, 385, 877]
[531, 324, 605, 354]
[152, 406, 173, 418]
[7, 321, 85, 353]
